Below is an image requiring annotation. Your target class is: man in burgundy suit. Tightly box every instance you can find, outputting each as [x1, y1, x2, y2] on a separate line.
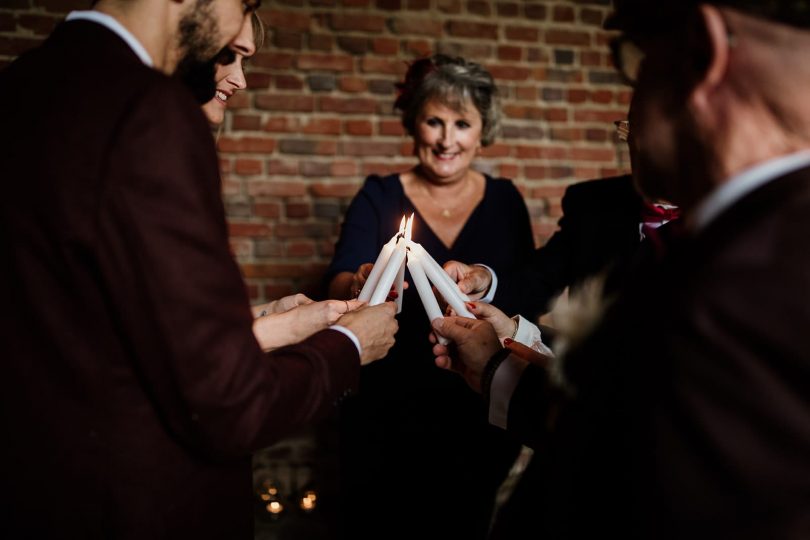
[433, 1, 810, 538]
[0, 1, 397, 539]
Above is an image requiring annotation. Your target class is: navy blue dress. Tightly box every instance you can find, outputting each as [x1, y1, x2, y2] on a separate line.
[327, 173, 534, 539]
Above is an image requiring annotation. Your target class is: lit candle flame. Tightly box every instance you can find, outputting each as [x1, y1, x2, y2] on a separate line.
[398, 215, 406, 235]
[405, 213, 414, 242]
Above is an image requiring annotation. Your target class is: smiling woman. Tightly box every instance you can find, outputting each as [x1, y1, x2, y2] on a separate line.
[201, 11, 264, 126]
[325, 54, 535, 539]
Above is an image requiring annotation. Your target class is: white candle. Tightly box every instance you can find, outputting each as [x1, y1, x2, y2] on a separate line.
[358, 216, 407, 302]
[428, 253, 471, 303]
[408, 242, 473, 317]
[407, 250, 449, 345]
[357, 237, 396, 302]
[369, 240, 407, 305]
[394, 255, 405, 314]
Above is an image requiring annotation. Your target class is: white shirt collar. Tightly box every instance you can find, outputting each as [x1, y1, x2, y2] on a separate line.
[66, 10, 153, 67]
[692, 151, 810, 230]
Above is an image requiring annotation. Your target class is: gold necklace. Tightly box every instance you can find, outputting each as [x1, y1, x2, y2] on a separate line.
[414, 174, 474, 219]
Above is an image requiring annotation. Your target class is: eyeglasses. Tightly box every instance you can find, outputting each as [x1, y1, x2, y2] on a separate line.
[243, 0, 261, 13]
[610, 35, 644, 87]
[614, 120, 630, 142]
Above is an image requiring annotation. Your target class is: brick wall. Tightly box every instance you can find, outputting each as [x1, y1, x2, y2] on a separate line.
[1, 0, 632, 303]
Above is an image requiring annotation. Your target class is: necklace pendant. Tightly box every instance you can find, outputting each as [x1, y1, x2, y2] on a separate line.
[441, 208, 451, 218]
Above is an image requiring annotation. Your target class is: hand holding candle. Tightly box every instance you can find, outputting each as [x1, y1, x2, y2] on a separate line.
[358, 216, 406, 302]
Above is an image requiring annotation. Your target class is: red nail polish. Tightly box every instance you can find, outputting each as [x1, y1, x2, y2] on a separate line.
[466, 302, 476, 310]
[504, 338, 513, 345]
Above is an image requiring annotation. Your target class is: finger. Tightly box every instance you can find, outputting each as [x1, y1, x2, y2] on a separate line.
[345, 299, 363, 311]
[431, 316, 475, 340]
[297, 294, 314, 305]
[434, 355, 453, 370]
[431, 341, 449, 356]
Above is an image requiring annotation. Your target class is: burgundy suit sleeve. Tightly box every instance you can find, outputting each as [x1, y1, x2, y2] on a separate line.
[94, 79, 358, 458]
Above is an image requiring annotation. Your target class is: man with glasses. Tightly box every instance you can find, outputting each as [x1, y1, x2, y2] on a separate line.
[0, 0, 397, 538]
[433, 1, 810, 537]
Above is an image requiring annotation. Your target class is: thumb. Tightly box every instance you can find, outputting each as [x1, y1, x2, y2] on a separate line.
[431, 316, 474, 340]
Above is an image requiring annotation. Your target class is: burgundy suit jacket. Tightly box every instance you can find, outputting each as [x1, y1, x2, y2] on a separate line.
[0, 20, 358, 539]
[502, 167, 810, 538]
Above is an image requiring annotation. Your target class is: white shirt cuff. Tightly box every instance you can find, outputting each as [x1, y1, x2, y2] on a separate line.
[488, 353, 529, 429]
[475, 264, 498, 304]
[513, 315, 554, 356]
[329, 325, 362, 358]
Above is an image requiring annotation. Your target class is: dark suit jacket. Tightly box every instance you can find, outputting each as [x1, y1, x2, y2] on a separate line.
[0, 21, 358, 539]
[503, 167, 810, 538]
[494, 175, 642, 321]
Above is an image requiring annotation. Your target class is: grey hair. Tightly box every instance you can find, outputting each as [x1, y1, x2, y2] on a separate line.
[394, 54, 501, 146]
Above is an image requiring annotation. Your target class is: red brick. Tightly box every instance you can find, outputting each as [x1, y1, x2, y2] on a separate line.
[361, 56, 403, 75]
[255, 94, 314, 112]
[379, 120, 405, 136]
[574, 166, 601, 178]
[487, 64, 531, 81]
[217, 137, 277, 153]
[300, 161, 331, 177]
[309, 34, 334, 51]
[278, 139, 338, 155]
[302, 118, 342, 135]
[311, 183, 361, 197]
[232, 115, 262, 131]
[235, 158, 263, 175]
[505, 26, 539, 42]
[373, 37, 399, 55]
[296, 54, 353, 71]
[263, 117, 299, 133]
[404, 39, 432, 57]
[496, 2, 518, 17]
[273, 30, 303, 50]
[362, 162, 411, 176]
[390, 17, 443, 37]
[581, 8, 605, 26]
[329, 13, 385, 32]
[553, 6, 575, 22]
[573, 109, 627, 123]
[590, 90, 613, 104]
[407, 0, 430, 8]
[266, 9, 311, 31]
[340, 141, 400, 156]
[524, 165, 549, 180]
[253, 201, 282, 218]
[516, 86, 537, 100]
[567, 88, 588, 103]
[331, 161, 360, 177]
[545, 29, 591, 47]
[524, 4, 547, 20]
[245, 72, 272, 90]
[319, 97, 377, 114]
[499, 163, 519, 179]
[251, 52, 295, 69]
[437, 0, 461, 13]
[228, 221, 272, 238]
[480, 143, 510, 158]
[34, 0, 77, 12]
[497, 45, 522, 62]
[571, 147, 617, 162]
[447, 21, 498, 39]
[248, 179, 306, 196]
[581, 51, 602, 67]
[467, 1, 491, 16]
[285, 203, 312, 219]
[287, 241, 316, 257]
[344, 120, 373, 136]
[274, 75, 305, 90]
[339, 76, 368, 93]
